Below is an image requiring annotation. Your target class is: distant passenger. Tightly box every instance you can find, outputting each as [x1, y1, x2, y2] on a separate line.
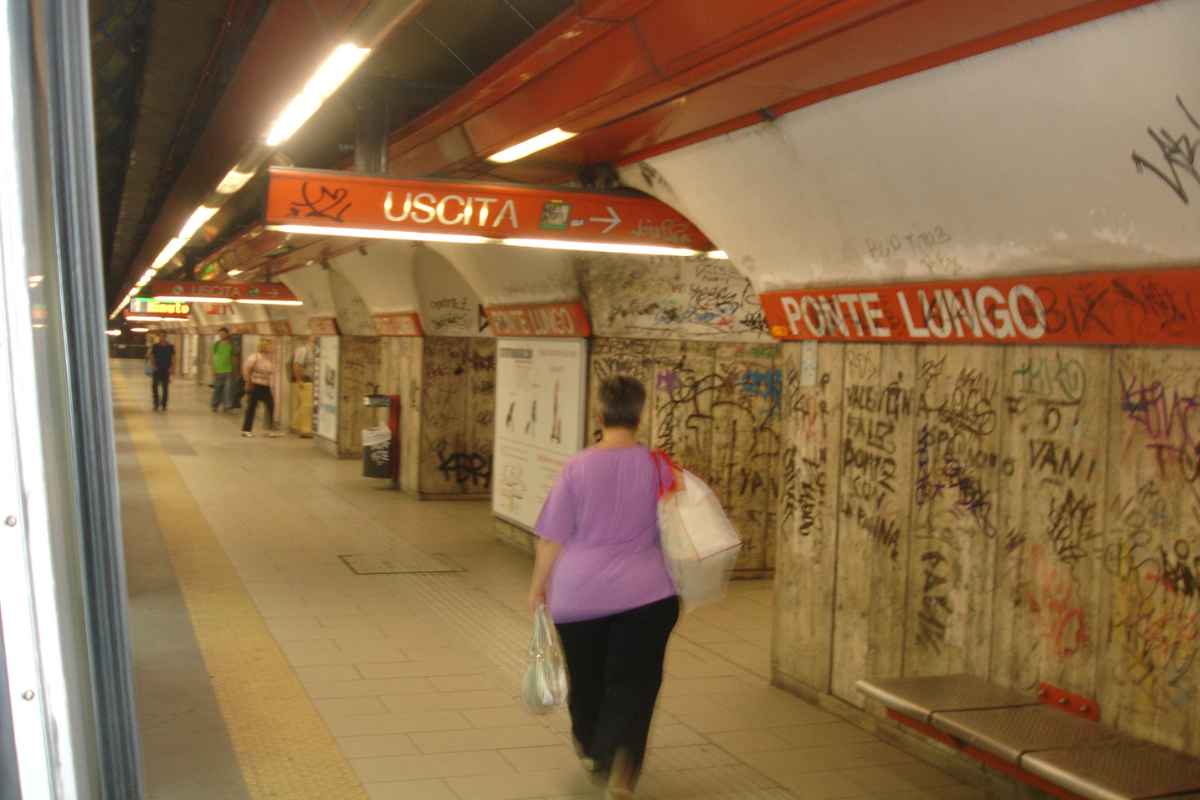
[529, 375, 678, 799]
[147, 332, 175, 412]
[289, 335, 315, 438]
[210, 327, 234, 412]
[241, 339, 283, 439]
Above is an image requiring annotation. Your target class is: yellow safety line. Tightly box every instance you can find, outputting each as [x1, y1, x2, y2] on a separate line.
[117, 372, 368, 800]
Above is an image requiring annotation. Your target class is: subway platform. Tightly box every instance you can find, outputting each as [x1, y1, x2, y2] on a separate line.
[113, 361, 980, 800]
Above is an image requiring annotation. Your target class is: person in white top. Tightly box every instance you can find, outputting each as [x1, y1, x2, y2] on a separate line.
[241, 339, 283, 438]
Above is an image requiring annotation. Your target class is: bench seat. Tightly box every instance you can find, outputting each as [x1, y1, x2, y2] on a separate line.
[855, 673, 1037, 724]
[1022, 741, 1200, 800]
[856, 674, 1200, 800]
[932, 706, 1118, 764]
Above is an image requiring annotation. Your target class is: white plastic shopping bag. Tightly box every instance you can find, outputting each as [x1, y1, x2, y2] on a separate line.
[522, 604, 568, 714]
[654, 452, 743, 612]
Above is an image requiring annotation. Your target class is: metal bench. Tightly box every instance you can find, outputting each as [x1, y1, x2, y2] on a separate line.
[856, 674, 1200, 800]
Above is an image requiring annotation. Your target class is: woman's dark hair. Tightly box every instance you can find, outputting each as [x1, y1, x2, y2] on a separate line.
[598, 375, 645, 429]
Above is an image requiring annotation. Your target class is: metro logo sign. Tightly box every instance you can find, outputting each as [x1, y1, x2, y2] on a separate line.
[760, 268, 1200, 346]
[265, 167, 715, 251]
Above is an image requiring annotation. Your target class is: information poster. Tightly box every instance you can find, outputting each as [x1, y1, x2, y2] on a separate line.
[492, 338, 587, 531]
[317, 335, 340, 441]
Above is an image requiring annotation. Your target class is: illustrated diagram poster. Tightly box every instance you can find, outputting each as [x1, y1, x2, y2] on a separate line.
[317, 335, 340, 441]
[492, 338, 587, 531]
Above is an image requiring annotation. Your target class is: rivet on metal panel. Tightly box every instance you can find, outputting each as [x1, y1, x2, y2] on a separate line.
[4, 515, 15, 527]
[1058, 698, 1068, 705]
[21, 690, 34, 701]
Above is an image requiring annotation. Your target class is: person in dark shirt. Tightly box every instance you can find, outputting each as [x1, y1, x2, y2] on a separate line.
[147, 333, 175, 411]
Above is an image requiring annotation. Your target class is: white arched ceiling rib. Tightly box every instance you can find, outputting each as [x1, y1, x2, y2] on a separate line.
[412, 244, 486, 337]
[280, 262, 336, 333]
[426, 243, 580, 307]
[327, 242, 421, 314]
[623, 0, 1199, 291]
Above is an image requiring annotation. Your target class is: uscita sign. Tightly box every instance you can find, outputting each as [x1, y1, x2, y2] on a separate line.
[383, 191, 519, 229]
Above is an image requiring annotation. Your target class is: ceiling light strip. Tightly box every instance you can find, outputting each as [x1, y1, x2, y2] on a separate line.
[265, 224, 722, 259]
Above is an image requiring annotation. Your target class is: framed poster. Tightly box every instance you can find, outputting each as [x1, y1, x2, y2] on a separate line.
[492, 338, 587, 531]
[317, 335, 340, 441]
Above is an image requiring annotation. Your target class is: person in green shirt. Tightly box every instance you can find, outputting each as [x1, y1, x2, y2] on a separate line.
[211, 327, 235, 412]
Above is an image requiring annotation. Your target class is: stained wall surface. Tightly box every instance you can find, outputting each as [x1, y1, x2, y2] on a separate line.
[589, 338, 781, 575]
[621, 2, 1200, 294]
[772, 340, 1200, 755]
[418, 337, 496, 498]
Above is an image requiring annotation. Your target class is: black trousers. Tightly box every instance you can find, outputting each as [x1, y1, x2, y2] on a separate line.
[242, 384, 274, 432]
[152, 368, 170, 408]
[555, 595, 679, 780]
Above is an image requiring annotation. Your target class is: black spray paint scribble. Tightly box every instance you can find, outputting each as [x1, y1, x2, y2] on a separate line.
[288, 182, 352, 222]
[1132, 96, 1200, 204]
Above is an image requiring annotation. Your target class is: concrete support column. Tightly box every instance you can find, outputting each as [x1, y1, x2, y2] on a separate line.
[353, 78, 390, 176]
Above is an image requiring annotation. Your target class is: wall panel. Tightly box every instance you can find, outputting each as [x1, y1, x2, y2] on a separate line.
[418, 337, 496, 497]
[772, 340, 1200, 756]
[991, 347, 1109, 697]
[831, 344, 917, 703]
[774, 341, 844, 691]
[1100, 348, 1200, 754]
[588, 337, 782, 576]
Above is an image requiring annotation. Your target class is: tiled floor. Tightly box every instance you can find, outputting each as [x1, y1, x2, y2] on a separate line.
[115, 362, 983, 800]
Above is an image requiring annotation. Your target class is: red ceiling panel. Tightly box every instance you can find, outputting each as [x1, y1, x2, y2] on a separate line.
[461, 24, 657, 156]
[576, 0, 658, 20]
[388, 0, 1152, 185]
[386, 15, 617, 162]
[633, 0, 862, 75]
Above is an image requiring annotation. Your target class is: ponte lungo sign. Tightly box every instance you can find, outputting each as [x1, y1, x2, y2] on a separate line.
[265, 167, 715, 251]
[760, 267, 1200, 347]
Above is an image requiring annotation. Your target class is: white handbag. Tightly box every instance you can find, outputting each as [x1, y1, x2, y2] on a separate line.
[652, 451, 743, 612]
[521, 604, 568, 714]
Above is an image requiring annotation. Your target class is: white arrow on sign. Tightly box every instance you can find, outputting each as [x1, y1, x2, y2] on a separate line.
[589, 206, 621, 234]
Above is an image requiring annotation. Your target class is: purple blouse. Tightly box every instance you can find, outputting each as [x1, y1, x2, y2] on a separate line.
[535, 445, 677, 623]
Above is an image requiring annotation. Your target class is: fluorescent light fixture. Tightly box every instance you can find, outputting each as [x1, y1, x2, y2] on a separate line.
[153, 295, 233, 304]
[106, 329, 121, 337]
[234, 298, 303, 306]
[130, 327, 150, 333]
[179, 205, 219, 241]
[151, 237, 186, 270]
[125, 315, 166, 321]
[216, 167, 256, 195]
[135, 268, 157, 287]
[27, 275, 43, 286]
[707, 250, 729, 260]
[501, 238, 703, 258]
[265, 43, 371, 146]
[487, 128, 577, 163]
[226, 269, 243, 277]
[268, 223, 490, 246]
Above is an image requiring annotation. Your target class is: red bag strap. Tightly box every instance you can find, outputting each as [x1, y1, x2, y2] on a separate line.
[650, 449, 680, 500]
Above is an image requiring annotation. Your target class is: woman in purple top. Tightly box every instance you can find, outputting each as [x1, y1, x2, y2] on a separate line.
[529, 375, 678, 799]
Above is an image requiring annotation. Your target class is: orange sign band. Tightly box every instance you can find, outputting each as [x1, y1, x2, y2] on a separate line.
[484, 301, 591, 338]
[374, 312, 423, 337]
[760, 268, 1200, 346]
[265, 167, 714, 251]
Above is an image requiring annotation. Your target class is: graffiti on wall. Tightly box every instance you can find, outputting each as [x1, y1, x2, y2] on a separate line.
[419, 337, 496, 495]
[1133, 96, 1200, 204]
[590, 338, 781, 572]
[582, 257, 770, 340]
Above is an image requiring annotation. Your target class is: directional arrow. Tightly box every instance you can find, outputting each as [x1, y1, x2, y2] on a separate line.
[589, 205, 621, 234]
